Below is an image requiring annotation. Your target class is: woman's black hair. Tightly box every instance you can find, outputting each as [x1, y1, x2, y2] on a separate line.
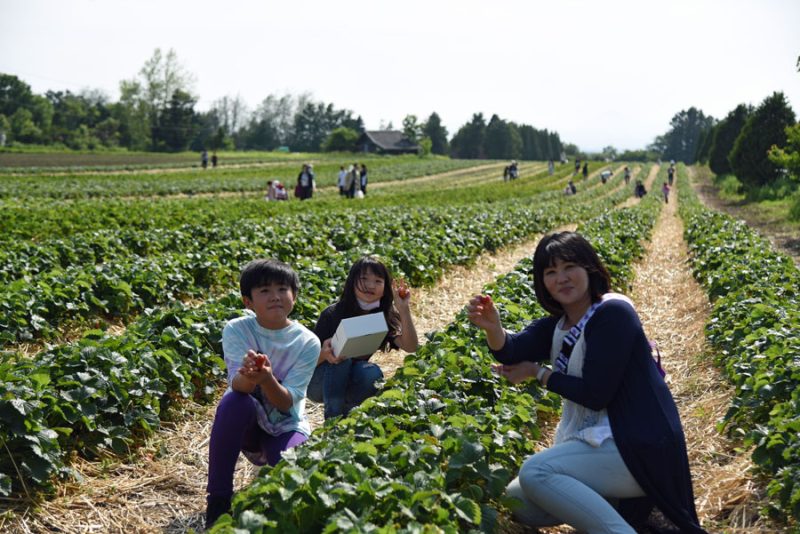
[239, 259, 299, 298]
[532, 232, 611, 315]
[338, 256, 401, 349]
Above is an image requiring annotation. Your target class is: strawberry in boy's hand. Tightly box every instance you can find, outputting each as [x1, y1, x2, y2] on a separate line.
[253, 353, 267, 371]
[479, 295, 491, 305]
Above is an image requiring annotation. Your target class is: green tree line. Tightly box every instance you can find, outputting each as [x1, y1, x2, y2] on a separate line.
[0, 49, 565, 159]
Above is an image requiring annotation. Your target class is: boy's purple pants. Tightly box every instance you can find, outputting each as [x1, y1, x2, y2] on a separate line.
[206, 391, 307, 498]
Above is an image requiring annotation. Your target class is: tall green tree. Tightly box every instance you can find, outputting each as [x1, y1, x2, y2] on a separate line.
[484, 114, 512, 159]
[450, 113, 486, 159]
[153, 89, 197, 152]
[694, 123, 715, 164]
[708, 104, 751, 175]
[114, 80, 150, 150]
[547, 131, 562, 161]
[121, 48, 195, 150]
[402, 114, 422, 143]
[661, 107, 715, 163]
[291, 100, 357, 152]
[323, 127, 359, 152]
[422, 112, 448, 155]
[0, 73, 33, 118]
[769, 123, 800, 182]
[729, 92, 796, 189]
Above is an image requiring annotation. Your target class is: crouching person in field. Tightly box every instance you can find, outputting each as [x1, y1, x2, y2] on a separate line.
[467, 232, 706, 533]
[205, 259, 320, 528]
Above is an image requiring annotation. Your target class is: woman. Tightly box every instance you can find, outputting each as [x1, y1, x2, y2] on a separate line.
[467, 231, 705, 533]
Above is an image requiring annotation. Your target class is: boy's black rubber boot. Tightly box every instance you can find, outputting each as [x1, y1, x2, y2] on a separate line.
[205, 495, 232, 530]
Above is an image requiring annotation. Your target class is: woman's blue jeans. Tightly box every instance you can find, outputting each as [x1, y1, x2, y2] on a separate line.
[506, 438, 645, 533]
[307, 358, 383, 420]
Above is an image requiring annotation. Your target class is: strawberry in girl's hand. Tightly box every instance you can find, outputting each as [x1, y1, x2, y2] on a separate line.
[394, 279, 410, 299]
[254, 354, 267, 371]
[479, 295, 491, 305]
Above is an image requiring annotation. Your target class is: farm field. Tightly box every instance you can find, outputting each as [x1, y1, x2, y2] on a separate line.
[1, 157, 798, 533]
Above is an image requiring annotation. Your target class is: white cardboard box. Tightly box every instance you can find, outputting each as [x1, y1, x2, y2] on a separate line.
[331, 312, 389, 359]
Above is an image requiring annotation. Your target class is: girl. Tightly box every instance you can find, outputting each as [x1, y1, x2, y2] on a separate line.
[467, 232, 705, 533]
[308, 256, 419, 420]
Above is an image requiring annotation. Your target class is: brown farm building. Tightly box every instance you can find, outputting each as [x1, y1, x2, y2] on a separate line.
[357, 131, 420, 155]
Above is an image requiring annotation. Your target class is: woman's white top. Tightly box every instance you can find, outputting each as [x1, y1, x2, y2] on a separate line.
[551, 296, 633, 447]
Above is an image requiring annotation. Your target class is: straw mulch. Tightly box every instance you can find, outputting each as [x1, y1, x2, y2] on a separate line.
[629, 182, 772, 532]
[618, 164, 659, 209]
[1, 226, 575, 533]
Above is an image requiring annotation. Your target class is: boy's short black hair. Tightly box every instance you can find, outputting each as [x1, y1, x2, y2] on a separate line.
[239, 259, 299, 298]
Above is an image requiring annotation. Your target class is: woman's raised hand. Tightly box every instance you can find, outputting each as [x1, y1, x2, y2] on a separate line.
[467, 294, 501, 331]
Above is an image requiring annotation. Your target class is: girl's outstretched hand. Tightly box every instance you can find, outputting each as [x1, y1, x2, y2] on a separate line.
[467, 294, 501, 331]
[392, 279, 411, 309]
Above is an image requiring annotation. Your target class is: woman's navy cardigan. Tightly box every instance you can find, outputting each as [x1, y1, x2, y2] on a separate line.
[491, 298, 706, 533]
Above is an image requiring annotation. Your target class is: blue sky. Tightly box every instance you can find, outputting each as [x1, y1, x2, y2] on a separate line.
[1, 0, 799, 151]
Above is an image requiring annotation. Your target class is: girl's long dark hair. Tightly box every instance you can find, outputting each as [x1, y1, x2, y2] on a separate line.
[337, 256, 401, 350]
[532, 232, 611, 315]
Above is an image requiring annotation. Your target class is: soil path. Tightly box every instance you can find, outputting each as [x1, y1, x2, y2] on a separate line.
[619, 164, 659, 208]
[690, 166, 800, 267]
[626, 181, 766, 532]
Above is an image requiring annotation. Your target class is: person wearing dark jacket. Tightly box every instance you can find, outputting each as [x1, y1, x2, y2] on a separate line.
[466, 231, 705, 534]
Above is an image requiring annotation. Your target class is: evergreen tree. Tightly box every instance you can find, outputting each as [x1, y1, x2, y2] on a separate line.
[708, 104, 751, 175]
[484, 114, 511, 159]
[548, 131, 563, 160]
[729, 92, 796, 188]
[450, 113, 486, 159]
[422, 112, 448, 155]
[153, 89, 197, 151]
[694, 123, 715, 164]
[661, 107, 715, 163]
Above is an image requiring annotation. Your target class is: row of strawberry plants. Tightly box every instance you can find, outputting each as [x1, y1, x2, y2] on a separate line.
[211, 193, 663, 531]
[0, 167, 626, 347]
[0, 158, 487, 198]
[0, 176, 635, 496]
[0, 161, 592, 281]
[677, 169, 800, 523]
[0, 163, 545, 279]
[0, 161, 567, 242]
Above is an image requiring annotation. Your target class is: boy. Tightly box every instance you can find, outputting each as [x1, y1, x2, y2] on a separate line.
[205, 259, 320, 528]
